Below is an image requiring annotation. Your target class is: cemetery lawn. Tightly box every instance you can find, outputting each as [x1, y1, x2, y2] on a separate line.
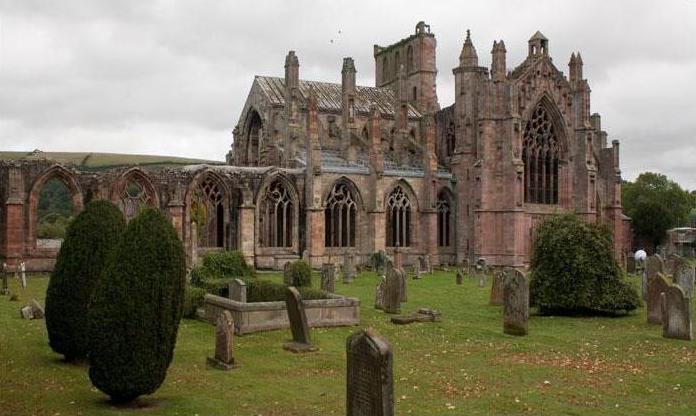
[2, 272, 696, 415]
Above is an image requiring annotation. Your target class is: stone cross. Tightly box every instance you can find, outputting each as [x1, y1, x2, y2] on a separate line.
[503, 268, 529, 336]
[346, 329, 394, 416]
[489, 271, 505, 306]
[321, 263, 336, 293]
[382, 261, 403, 314]
[661, 284, 692, 341]
[645, 254, 664, 301]
[283, 287, 317, 353]
[647, 272, 671, 325]
[229, 278, 247, 303]
[675, 264, 695, 299]
[207, 310, 239, 370]
[455, 270, 463, 285]
[20, 261, 26, 289]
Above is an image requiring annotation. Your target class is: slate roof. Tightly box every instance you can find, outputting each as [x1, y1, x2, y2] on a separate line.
[255, 76, 422, 119]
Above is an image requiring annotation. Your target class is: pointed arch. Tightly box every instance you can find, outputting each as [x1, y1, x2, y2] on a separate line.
[323, 177, 363, 248]
[27, 164, 83, 249]
[242, 108, 264, 166]
[384, 179, 419, 247]
[406, 45, 414, 73]
[436, 187, 455, 247]
[257, 173, 299, 249]
[522, 94, 567, 204]
[186, 170, 232, 249]
[111, 168, 159, 221]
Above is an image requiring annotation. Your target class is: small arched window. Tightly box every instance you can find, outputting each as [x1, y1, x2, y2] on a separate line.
[259, 179, 294, 247]
[446, 122, 456, 157]
[324, 182, 357, 247]
[406, 45, 414, 73]
[437, 191, 452, 247]
[523, 103, 561, 204]
[386, 185, 412, 247]
[394, 51, 401, 74]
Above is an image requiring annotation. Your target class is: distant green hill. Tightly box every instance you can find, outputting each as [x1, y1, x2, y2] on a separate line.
[0, 151, 223, 171]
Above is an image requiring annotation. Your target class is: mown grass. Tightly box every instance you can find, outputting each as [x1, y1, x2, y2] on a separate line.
[1, 271, 695, 415]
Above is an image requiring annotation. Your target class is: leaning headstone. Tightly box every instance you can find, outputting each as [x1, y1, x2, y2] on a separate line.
[455, 270, 463, 285]
[229, 278, 247, 303]
[20, 306, 33, 320]
[675, 264, 695, 299]
[647, 272, 671, 325]
[283, 262, 292, 286]
[382, 261, 402, 314]
[503, 269, 529, 336]
[645, 254, 664, 300]
[207, 310, 239, 369]
[29, 299, 44, 319]
[489, 271, 504, 305]
[374, 276, 386, 310]
[321, 263, 336, 293]
[343, 255, 356, 283]
[20, 261, 26, 289]
[346, 329, 394, 416]
[282, 287, 317, 353]
[661, 285, 692, 341]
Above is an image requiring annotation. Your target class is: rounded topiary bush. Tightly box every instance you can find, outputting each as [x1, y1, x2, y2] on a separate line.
[45, 200, 125, 361]
[288, 260, 312, 287]
[190, 250, 254, 287]
[529, 214, 640, 315]
[88, 208, 186, 403]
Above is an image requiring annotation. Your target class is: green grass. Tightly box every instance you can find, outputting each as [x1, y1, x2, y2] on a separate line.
[0, 151, 222, 171]
[2, 271, 696, 415]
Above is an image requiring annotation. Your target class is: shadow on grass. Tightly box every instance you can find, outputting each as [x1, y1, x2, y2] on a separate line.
[94, 397, 166, 412]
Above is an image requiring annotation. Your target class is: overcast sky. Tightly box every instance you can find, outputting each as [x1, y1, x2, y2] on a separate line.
[1, 1, 695, 187]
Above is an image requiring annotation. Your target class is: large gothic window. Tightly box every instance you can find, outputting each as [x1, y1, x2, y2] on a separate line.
[259, 179, 294, 247]
[523, 104, 561, 204]
[324, 182, 357, 247]
[191, 177, 225, 248]
[119, 179, 153, 221]
[386, 185, 412, 247]
[437, 191, 452, 247]
[246, 111, 263, 166]
[445, 122, 456, 157]
[406, 46, 414, 73]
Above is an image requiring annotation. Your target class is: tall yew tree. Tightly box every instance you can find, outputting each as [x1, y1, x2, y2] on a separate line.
[45, 200, 125, 361]
[88, 208, 186, 403]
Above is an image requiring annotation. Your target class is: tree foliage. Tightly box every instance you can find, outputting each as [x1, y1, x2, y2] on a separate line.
[45, 200, 125, 361]
[287, 260, 312, 287]
[623, 172, 694, 249]
[529, 214, 640, 315]
[88, 208, 186, 403]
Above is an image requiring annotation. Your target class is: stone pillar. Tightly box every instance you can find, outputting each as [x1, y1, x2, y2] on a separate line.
[3, 166, 25, 267]
[238, 204, 256, 266]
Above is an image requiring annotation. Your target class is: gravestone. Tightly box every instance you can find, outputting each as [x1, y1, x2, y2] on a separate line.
[373, 250, 387, 275]
[374, 276, 386, 310]
[391, 308, 441, 325]
[645, 254, 664, 300]
[207, 310, 239, 369]
[423, 255, 432, 274]
[20, 306, 33, 320]
[283, 262, 292, 285]
[20, 261, 26, 289]
[343, 255, 356, 283]
[647, 272, 671, 324]
[489, 271, 505, 305]
[397, 266, 407, 303]
[393, 247, 403, 270]
[627, 256, 636, 273]
[503, 268, 529, 336]
[1, 262, 8, 295]
[478, 273, 487, 288]
[665, 254, 686, 277]
[456, 270, 463, 285]
[229, 278, 247, 303]
[412, 265, 421, 280]
[282, 287, 317, 353]
[382, 261, 403, 314]
[321, 263, 336, 293]
[661, 285, 692, 341]
[461, 259, 471, 277]
[675, 264, 695, 299]
[302, 249, 310, 263]
[346, 329, 394, 416]
[29, 299, 44, 319]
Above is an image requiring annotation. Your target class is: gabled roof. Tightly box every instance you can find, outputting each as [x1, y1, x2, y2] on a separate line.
[255, 76, 422, 119]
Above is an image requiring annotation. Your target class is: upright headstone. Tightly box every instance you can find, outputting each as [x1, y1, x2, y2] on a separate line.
[503, 269, 529, 336]
[19, 261, 26, 289]
[665, 254, 685, 277]
[321, 263, 336, 293]
[1, 262, 8, 295]
[374, 276, 386, 310]
[397, 266, 407, 303]
[412, 265, 421, 280]
[675, 264, 695, 299]
[489, 271, 504, 305]
[382, 261, 402, 314]
[455, 270, 464, 285]
[647, 272, 671, 324]
[373, 250, 387, 275]
[207, 310, 239, 369]
[283, 287, 317, 353]
[478, 273, 487, 288]
[461, 259, 470, 277]
[346, 329, 394, 416]
[302, 249, 310, 263]
[283, 262, 293, 286]
[229, 278, 247, 303]
[645, 254, 664, 300]
[343, 255, 356, 283]
[661, 285, 692, 341]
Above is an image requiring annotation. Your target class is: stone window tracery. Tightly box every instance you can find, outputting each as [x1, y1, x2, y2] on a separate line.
[386, 185, 412, 247]
[523, 103, 560, 204]
[324, 182, 357, 247]
[119, 180, 152, 221]
[191, 176, 225, 248]
[445, 122, 456, 157]
[259, 179, 294, 248]
[437, 191, 452, 247]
